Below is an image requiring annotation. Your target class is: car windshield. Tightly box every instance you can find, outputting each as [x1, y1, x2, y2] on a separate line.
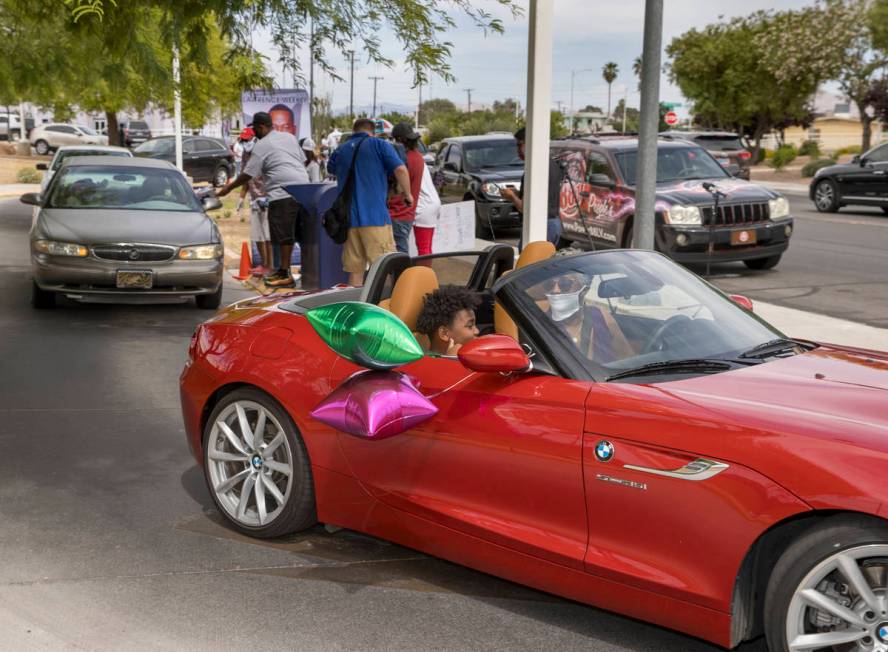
[51, 150, 130, 172]
[134, 139, 173, 156]
[46, 165, 201, 211]
[506, 250, 787, 380]
[464, 141, 523, 170]
[693, 136, 745, 151]
[614, 146, 729, 184]
[78, 126, 98, 136]
[129, 121, 149, 130]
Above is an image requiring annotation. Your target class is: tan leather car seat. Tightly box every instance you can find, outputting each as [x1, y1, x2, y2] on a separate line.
[494, 241, 557, 339]
[387, 266, 439, 332]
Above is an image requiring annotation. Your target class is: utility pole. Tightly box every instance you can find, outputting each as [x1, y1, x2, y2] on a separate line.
[308, 17, 314, 131]
[622, 86, 629, 133]
[172, 38, 183, 171]
[369, 76, 384, 117]
[347, 50, 355, 120]
[634, 0, 664, 250]
[464, 88, 474, 113]
[416, 83, 422, 129]
[556, 100, 564, 114]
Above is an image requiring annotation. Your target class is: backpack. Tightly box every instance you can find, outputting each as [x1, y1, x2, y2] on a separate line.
[324, 137, 367, 244]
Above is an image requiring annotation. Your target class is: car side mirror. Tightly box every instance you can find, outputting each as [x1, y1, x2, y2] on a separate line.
[19, 192, 41, 206]
[587, 173, 615, 189]
[202, 196, 222, 211]
[853, 154, 862, 165]
[443, 161, 459, 173]
[729, 294, 754, 311]
[36, 163, 47, 171]
[458, 335, 531, 373]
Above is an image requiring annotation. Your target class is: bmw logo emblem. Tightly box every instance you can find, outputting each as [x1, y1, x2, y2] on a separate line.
[594, 440, 615, 463]
[878, 624, 888, 643]
[251, 455, 262, 470]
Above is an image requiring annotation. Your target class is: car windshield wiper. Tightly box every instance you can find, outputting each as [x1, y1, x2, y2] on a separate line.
[739, 337, 808, 359]
[606, 359, 733, 382]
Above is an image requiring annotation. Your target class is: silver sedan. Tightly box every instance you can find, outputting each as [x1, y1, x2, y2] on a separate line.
[21, 156, 225, 309]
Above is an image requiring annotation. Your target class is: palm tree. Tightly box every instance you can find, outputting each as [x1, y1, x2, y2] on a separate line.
[633, 56, 643, 87]
[602, 62, 619, 119]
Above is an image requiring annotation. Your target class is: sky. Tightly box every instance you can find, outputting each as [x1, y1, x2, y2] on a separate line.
[255, 0, 815, 117]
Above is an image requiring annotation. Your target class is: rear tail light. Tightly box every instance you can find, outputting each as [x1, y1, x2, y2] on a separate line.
[738, 151, 752, 160]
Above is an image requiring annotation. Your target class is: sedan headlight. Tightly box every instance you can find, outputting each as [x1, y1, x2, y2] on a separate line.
[178, 244, 223, 260]
[665, 205, 702, 225]
[768, 196, 790, 220]
[480, 182, 502, 198]
[34, 240, 88, 257]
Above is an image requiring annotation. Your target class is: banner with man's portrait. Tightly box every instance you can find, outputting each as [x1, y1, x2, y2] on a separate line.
[241, 89, 312, 139]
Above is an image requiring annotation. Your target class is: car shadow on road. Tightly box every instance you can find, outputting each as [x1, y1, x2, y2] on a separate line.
[177, 466, 766, 652]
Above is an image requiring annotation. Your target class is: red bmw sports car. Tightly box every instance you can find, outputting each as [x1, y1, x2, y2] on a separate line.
[181, 246, 888, 652]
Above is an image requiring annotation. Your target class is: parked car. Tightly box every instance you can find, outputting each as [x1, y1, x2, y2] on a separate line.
[660, 130, 752, 179]
[433, 134, 524, 236]
[181, 245, 888, 652]
[21, 156, 224, 309]
[36, 145, 132, 193]
[809, 142, 888, 214]
[551, 136, 793, 270]
[0, 114, 34, 141]
[118, 120, 152, 148]
[133, 136, 234, 186]
[30, 123, 107, 155]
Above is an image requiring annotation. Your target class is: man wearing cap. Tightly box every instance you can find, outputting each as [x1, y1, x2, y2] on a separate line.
[218, 111, 309, 288]
[329, 118, 413, 287]
[388, 122, 425, 254]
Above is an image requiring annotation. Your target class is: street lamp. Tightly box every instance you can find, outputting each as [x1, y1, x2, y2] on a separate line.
[569, 68, 596, 133]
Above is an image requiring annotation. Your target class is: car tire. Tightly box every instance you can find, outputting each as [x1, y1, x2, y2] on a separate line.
[195, 286, 222, 310]
[34, 140, 50, 156]
[813, 179, 840, 213]
[763, 515, 888, 652]
[213, 166, 230, 188]
[475, 204, 497, 240]
[31, 281, 56, 309]
[744, 254, 782, 270]
[203, 388, 317, 538]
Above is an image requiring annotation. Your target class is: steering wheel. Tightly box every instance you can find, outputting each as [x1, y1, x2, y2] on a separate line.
[643, 314, 692, 354]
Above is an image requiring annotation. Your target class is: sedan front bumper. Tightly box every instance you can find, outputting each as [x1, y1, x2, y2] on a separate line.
[657, 219, 793, 264]
[33, 253, 222, 302]
[475, 200, 522, 229]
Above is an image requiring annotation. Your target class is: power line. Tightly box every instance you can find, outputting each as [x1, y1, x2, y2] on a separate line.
[369, 76, 384, 117]
[347, 50, 355, 120]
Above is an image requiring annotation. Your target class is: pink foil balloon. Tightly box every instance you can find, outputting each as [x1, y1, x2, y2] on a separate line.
[310, 370, 438, 439]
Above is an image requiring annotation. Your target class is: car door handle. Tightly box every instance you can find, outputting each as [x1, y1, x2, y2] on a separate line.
[623, 458, 729, 481]
[874, 170, 886, 175]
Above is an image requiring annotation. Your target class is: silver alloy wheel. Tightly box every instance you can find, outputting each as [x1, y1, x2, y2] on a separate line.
[785, 544, 888, 651]
[815, 182, 835, 210]
[35, 140, 49, 156]
[206, 400, 293, 528]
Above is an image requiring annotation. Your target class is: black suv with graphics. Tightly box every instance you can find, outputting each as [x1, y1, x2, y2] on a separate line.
[550, 136, 794, 270]
[434, 134, 524, 236]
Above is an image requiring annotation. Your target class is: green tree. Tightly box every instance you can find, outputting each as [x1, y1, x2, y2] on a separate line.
[632, 56, 643, 90]
[550, 110, 568, 138]
[601, 62, 619, 119]
[379, 110, 416, 126]
[611, 98, 639, 132]
[420, 98, 458, 123]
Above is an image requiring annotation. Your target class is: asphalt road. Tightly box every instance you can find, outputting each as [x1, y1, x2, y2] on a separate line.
[1, 191, 880, 651]
[496, 189, 888, 328]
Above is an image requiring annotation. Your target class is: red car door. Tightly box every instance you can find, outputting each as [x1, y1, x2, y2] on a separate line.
[330, 354, 591, 569]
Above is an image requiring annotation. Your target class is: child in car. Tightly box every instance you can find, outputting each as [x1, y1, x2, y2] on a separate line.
[415, 285, 481, 356]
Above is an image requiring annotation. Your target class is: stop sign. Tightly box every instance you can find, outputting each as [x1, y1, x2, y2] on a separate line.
[664, 111, 679, 126]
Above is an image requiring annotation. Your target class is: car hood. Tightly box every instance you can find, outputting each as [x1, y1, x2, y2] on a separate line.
[664, 345, 888, 442]
[654, 178, 778, 206]
[815, 162, 861, 177]
[37, 208, 215, 246]
[469, 167, 524, 183]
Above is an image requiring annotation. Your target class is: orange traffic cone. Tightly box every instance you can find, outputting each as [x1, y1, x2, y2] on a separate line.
[233, 241, 252, 280]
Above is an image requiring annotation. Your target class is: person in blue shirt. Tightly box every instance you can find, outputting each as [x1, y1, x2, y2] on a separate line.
[329, 119, 413, 287]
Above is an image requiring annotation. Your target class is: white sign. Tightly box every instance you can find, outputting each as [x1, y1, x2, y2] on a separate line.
[241, 89, 312, 140]
[408, 201, 476, 256]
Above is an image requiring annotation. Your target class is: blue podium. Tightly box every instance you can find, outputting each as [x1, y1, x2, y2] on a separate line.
[284, 182, 347, 290]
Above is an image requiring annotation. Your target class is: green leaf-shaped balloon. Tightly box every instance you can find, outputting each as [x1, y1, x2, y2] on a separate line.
[306, 302, 424, 370]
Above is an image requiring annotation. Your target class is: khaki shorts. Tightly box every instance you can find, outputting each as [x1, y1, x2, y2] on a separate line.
[342, 225, 396, 274]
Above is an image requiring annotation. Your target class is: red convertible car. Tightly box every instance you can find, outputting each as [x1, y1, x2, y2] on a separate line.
[181, 245, 888, 652]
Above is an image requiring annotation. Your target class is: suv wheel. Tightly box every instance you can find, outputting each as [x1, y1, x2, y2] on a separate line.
[814, 179, 840, 213]
[213, 166, 230, 188]
[34, 140, 50, 156]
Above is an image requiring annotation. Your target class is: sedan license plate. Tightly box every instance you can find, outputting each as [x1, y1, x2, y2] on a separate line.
[116, 270, 153, 289]
[730, 229, 757, 246]
[717, 157, 730, 167]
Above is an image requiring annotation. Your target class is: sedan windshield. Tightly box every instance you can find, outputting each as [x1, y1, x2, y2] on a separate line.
[46, 166, 201, 212]
[464, 141, 522, 170]
[134, 139, 173, 156]
[506, 250, 793, 381]
[614, 146, 728, 185]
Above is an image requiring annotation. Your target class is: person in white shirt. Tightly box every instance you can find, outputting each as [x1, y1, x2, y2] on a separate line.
[324, 128, 343, 152]
[301, 137, 321, 183]
[414, 154, 441, 255]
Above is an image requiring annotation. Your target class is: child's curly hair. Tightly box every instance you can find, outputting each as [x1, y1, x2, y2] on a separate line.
[415, 285, 481, 337]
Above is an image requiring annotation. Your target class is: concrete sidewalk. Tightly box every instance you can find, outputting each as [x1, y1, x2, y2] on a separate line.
[759, 180, 809, 194]
[755, 300, 888, 351]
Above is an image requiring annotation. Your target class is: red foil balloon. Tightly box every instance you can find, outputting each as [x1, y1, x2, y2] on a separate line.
[310, 370, 438, 439]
